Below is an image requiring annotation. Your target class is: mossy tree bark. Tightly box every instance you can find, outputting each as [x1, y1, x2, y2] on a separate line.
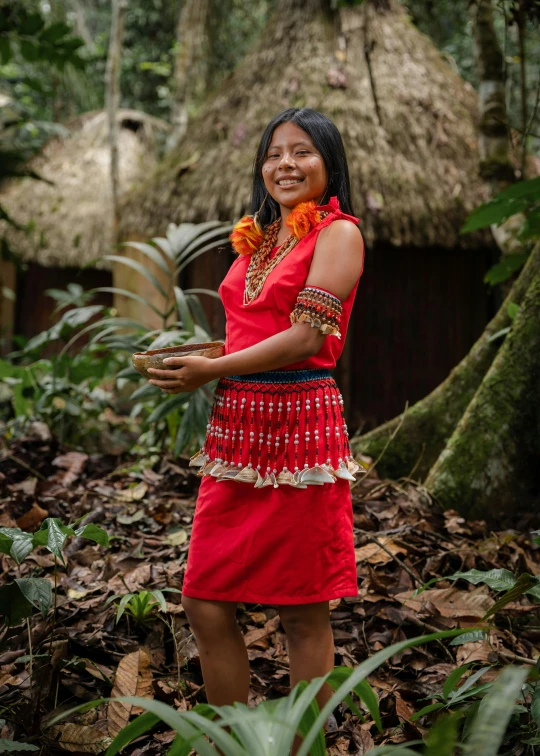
[424, 251, 540, 520]
[350, 241, 540, 484]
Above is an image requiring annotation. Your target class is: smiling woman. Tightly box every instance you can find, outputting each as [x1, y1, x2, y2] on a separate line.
[147, 107, 365, 739]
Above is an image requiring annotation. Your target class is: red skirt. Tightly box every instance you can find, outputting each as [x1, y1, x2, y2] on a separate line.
[181, 368, 362, 605]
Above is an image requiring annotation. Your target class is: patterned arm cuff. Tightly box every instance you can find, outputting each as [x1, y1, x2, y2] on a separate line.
[289, 286, 343, 338]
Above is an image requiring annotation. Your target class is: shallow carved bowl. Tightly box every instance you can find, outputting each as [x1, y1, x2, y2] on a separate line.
[132, 341, 225, 380]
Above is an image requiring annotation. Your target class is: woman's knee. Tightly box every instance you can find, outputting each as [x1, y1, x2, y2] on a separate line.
[278, 602, 331, 642]
[182, 595, 238, 639]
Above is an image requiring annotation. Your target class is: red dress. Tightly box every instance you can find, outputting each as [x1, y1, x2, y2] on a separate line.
[181, 197, 365, 605]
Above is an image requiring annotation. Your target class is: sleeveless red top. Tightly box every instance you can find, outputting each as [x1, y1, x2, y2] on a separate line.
[218, 196, 364, 369]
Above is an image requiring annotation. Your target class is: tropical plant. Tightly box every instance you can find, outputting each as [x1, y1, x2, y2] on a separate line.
[47, 629, 537, 756]
[106, 588, 181, 626]
[0, 517, 109, 627]
[1, 220, 233, 455]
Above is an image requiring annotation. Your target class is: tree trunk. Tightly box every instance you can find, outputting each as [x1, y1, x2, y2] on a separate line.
[350, 241, 540, 481]
[165, 0, 209, 154]
[425, 243, 540, 520]
[471, 0, 514, 184]
[105, 0, 127, 244]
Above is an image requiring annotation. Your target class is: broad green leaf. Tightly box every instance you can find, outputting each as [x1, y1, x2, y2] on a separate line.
[449, 631, 487, 647]
[463, 666, 529, 756]
[32, 518, 67, 562]
[74, 523, 109, 547]
[19, 11, 45, 35]
[0, 529, 34, 564]
[447, 568, 516, 591]
[460, 197, 530, 233]
[15, 578, 52, 617]
[39, 21, 72, 44]
[0, 583, 34, 625]
[483, 253, 529, 286]
[494, 176, 540, 201]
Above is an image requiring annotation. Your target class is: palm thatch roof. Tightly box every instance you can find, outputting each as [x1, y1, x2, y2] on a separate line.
[118, 0, 492, 250]
[0, 109, 170, 270]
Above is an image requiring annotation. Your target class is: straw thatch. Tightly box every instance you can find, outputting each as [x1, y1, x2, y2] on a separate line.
[118, 0, 492, 250]
[0, 109, 170, 270]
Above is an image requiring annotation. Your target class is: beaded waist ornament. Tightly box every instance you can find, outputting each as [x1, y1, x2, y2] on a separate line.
[188, 368, 367, 488]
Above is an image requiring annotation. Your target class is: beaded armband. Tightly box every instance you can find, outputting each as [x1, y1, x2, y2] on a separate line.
[289, 286, 343, 338]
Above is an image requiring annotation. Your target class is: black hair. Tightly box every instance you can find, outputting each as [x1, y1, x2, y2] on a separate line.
[251, 107, 355, 228]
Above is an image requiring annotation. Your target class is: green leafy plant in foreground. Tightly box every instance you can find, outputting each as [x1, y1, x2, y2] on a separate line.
[0, 517, 109, 626]
[106, 588, 181, 626]
[48, 629, 535, 756]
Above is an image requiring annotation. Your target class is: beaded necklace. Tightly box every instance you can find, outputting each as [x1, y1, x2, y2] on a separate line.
[243, 210, 330, 306]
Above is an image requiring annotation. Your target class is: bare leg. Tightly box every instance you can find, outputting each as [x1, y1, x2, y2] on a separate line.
[278, 601, 335, 756]
[182, 595, 250, 706]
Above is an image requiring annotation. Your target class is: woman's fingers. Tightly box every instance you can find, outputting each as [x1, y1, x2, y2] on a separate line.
[147, 367, 183, 379]
[149, 379, 184, 388]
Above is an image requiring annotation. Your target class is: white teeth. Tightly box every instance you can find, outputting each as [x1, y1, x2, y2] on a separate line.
[278, 179, 302, 186]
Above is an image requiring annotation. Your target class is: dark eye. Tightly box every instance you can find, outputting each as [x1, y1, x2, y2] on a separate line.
[297, 150, 309, 155]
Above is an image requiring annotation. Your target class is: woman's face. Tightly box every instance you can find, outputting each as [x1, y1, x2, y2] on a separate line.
[261, 122, 328, 210]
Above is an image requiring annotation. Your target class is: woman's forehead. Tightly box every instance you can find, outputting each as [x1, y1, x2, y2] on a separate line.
[268, 122, 316, 148]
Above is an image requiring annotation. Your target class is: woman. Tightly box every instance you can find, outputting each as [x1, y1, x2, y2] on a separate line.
[147, 107, 365, 736]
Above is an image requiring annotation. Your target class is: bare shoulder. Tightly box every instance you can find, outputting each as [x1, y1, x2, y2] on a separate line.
[306, 220, 365, 301]
[318, 219, 364, 249]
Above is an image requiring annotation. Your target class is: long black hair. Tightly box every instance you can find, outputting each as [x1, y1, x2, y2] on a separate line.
[251, 108, 355, 229]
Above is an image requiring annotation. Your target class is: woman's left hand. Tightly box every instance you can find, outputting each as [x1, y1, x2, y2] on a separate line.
[147, 356, 218, 394]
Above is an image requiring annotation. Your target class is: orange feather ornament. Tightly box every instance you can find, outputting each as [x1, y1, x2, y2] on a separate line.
[230, 200, 322, 256]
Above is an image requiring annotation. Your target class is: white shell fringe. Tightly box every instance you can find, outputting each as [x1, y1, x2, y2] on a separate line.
[188, 449, 367, 489]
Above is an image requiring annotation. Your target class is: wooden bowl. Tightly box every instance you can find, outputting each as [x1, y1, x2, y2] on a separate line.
[132, 341, 225, 380]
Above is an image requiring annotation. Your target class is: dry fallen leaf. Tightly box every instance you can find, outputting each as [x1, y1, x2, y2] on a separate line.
[114, 481, 149, 502]
[355, 538, 407, 565]
[107, 647, 154, 737]
[394, 586, 492, 621]
[167, 529, 188, 547]
[15, 502, 48, 530]
[50, 723, 112, 754]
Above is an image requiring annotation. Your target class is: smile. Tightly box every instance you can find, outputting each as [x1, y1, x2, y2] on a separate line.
[276, 179, 304, 187]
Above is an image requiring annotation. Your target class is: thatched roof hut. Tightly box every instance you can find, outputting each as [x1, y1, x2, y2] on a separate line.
[119, 0, 491, 250]
[0, 109, 170, 271]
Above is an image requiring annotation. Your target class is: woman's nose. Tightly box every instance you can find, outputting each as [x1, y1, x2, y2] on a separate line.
[278, 152, 296, 169]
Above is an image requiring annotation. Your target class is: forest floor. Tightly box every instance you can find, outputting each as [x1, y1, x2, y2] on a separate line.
[1, 422, 539, 755]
